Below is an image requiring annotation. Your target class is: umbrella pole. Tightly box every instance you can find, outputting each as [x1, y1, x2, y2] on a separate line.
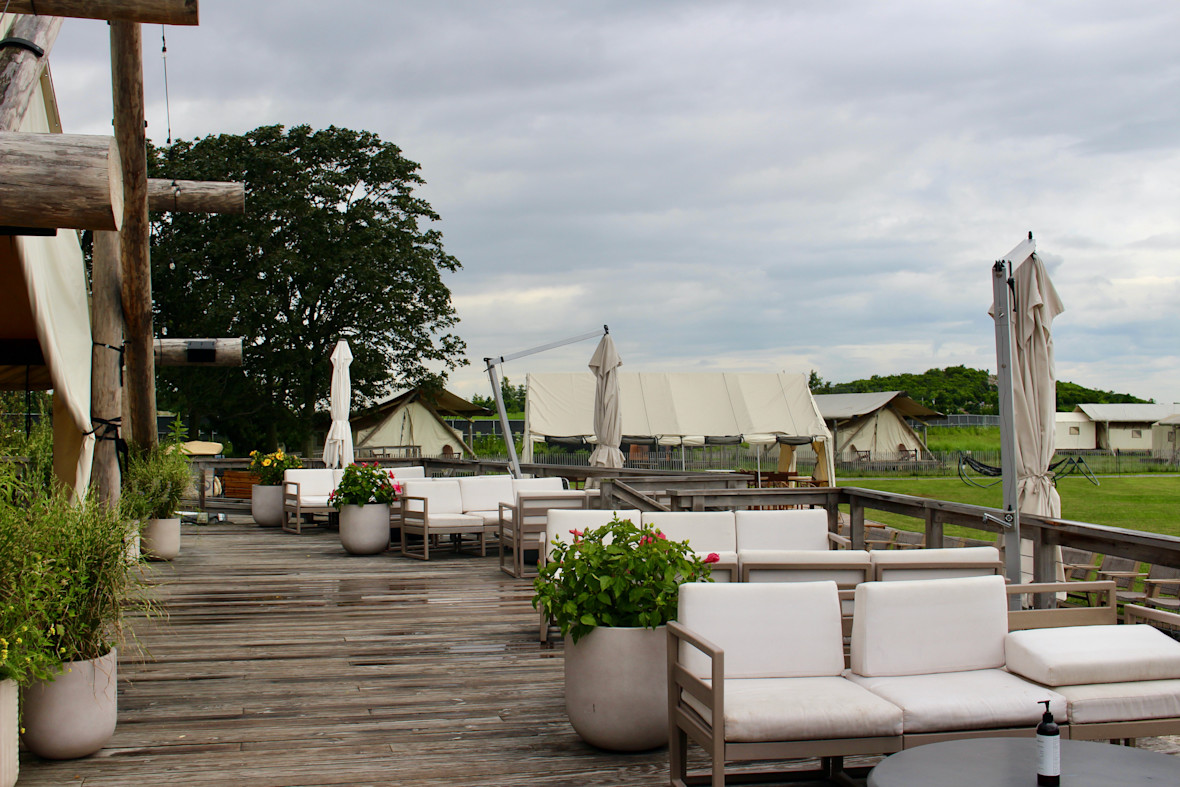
[485, 359, 522, 478]
[992, 260, 1022, 600]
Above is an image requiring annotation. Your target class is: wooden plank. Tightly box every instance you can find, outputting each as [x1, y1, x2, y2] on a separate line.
[147, 178, 244, 214]
[2, 0, 198, 25]
[0, 131, 123, 230]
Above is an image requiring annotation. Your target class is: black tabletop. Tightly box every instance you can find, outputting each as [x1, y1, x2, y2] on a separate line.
[868, 737, 1179, 787]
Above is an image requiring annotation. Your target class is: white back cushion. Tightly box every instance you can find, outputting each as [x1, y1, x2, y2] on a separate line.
[457, 475, 514, 511]
[285, 468, 338, 497]
[642, 511, 737, 553]
[742, 549, 871, 585]
[544, 509, 640, 561]
[678, 581, 845, 679]
[851, 574, 1008, 677]
[402, 479, 463, 514]
[735, 509, 830, 551]
[389, 465, 426, 479]
[512, 477, 565, 498]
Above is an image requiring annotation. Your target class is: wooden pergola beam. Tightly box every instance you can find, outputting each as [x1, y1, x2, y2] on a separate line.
[111, 20, 156, 449]
[0, 14, 61, 131]
[0, 131, 124, 230]
[2, 1, 197, 25]
[154, 338, 242, 367]
[148, 178, 245, 214]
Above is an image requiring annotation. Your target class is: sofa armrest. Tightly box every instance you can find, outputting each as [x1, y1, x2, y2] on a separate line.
[1007, 580, 1118, 630]
[828, 532, 852, 550]
[401, 495, 428, 526]
[667, 621, 723, 734]
[283, 480, 300, 505]
[1124, 603, 1180, 628]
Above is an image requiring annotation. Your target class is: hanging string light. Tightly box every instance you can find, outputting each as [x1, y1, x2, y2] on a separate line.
[161, 25, 173, 145]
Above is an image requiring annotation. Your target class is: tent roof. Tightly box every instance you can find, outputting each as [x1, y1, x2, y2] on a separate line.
[526, 372, 831, 442]
[1156, 414, 1180, 426]
[1055, 411, 1092, 423]
[1075, 403, 1179, 423]
[813, 391, 941, 421]
[351, 387, 488, 430]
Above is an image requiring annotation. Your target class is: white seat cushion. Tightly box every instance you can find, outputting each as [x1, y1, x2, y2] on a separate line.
[300, 495, 331, 508]
[642, 511, 737, 553]
[467, 510, 501, 526]
[678, 581, 845, 679]
[421, 512, 483, 530]
[851, 575, 1008, 677]
[735, 509, 830, 551]
[1055, 679, 1180, 724]
[1005, 624, 1180, 686]
[684, 677, 904, 742]
[849, 669, 1068, 733]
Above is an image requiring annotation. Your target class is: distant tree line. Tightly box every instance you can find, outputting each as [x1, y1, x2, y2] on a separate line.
[809, 366, 1150, 415]
[470, 377, 527, 414]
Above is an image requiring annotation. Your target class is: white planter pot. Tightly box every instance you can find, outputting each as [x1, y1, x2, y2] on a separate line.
[20, 648, 118, 760]
[124, 527, 141, 564]
[142, 517, 181, 561]
[564, 625, 668, 751]
[339, 503, 391, 555]
[1, 678, 16, 787]
[251, 484, 284, 527]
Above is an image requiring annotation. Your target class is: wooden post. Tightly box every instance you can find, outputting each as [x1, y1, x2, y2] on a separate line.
[154, 338, 243, 367]
[0, 14, 61, 131]
[0, 132, 124, 230]
[147, 179, 244, 214]
[111, 20, 156, 449]
[1, 1, 198, 25]
[90, 230, 123, 507]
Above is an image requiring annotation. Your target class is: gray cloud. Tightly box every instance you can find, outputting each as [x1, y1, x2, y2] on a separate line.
[44, 0, 1180, 404]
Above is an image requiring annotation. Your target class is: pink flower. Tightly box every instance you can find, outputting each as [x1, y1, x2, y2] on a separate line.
[704, 553, 720, 564]
[639, 535, 652, 545]
[656, 531, 667, 540]
[569, 528, 583, 542]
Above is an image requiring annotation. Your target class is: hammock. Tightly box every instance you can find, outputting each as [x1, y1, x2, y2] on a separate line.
[958, 452, 1099, 489]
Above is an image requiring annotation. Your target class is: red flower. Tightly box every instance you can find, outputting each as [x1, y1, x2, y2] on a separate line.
[704, 553, 720, 564]
[569, 528, 583, 542]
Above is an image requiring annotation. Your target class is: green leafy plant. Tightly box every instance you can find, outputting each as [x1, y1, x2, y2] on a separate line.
[248, 449, 302, 486]
[1, 481, 151, 680]
[533, 516, 714, 644]
[122, 444, 193, 521]
[328, 462, 401, 508]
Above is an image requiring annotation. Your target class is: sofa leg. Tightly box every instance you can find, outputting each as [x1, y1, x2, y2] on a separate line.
[669, 724, 688, 786]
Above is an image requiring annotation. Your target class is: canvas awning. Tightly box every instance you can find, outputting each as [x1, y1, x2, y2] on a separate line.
[524, 371, 835, 480]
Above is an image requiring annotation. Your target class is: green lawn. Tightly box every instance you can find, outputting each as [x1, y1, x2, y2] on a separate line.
[837, 475, 1180, 539]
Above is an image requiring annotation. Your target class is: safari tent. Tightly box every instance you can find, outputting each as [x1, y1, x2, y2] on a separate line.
[1055, 411, 1097, 450]
[1075, 403, 1178, 452]
[813, 391, 939, 461]
[522, 372, 836, 483]
[350, 388, 485, 459]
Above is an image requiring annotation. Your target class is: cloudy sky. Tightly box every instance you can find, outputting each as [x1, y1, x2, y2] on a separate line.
[45, 1, 1180, 405]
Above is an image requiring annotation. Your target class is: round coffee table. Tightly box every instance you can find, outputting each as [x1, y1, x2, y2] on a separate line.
[868, 737, 1179, 786]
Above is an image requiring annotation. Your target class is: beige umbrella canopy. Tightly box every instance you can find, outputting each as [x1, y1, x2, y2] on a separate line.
[322, 340, 355, 468]
[1012, 253, 1065, 518]
[587, 332, 624, 470]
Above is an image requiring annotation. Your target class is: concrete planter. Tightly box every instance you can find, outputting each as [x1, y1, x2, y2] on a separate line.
[20, 648, 117, 760]
[1, 678, 16, 787]
[564, 625, 668, 751]
[339, 503, 391, 555]
[142, 517, 180, 561]
[251, 484, 284, 527]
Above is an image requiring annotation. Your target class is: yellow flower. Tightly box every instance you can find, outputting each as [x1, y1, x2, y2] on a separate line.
[262, 458, 272, 466]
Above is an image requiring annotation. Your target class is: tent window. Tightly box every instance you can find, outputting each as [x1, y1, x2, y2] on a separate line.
[1132, 429, 1143, 439]
[1069, 426, 1080, 436]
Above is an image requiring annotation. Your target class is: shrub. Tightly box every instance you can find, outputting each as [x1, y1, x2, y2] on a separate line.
[328, 462, 401, 508]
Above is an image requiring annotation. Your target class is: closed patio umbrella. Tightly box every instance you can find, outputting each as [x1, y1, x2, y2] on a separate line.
[322, 339, 354, 468]
[587, 332, 624, 471]
[1012, 253, 1065, 521]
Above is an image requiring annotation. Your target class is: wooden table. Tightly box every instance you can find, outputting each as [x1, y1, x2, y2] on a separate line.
[868, 737, 1178, 786]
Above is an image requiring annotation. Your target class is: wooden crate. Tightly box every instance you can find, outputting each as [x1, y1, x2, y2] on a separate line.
[221, 470, 261, 498]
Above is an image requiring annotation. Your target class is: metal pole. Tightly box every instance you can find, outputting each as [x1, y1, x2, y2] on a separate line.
[992, 260, 1022, 598]
[485, 359, 522, 478]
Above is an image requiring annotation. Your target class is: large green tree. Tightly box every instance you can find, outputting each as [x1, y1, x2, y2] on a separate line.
[147, 125, 466, 453]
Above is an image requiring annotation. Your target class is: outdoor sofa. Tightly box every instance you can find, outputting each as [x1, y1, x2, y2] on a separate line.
[281, 465, 425, 534]
[668, 574, 1180, 786]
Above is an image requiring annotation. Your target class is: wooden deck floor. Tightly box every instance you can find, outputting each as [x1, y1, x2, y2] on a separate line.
[17, 519, 870, 786]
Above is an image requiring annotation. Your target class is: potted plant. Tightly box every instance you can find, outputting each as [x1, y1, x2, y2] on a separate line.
[248, 449, 302, 526]
[533, 516, 716, 751]
[122, 444, 192, 560]
[328, 463, 401, 555]
[7, 485, 150, 761]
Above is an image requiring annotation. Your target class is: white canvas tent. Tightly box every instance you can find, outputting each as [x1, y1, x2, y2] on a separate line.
[1152, 414, 1180, 459]
[351, 388, 483, 459]
[0, 25, 93, 496]
[523, 372, 836, 482]
[813, 391, 938, 461]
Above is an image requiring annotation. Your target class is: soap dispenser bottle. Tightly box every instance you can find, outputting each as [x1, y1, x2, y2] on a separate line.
[1036, 699, 1060, 786]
